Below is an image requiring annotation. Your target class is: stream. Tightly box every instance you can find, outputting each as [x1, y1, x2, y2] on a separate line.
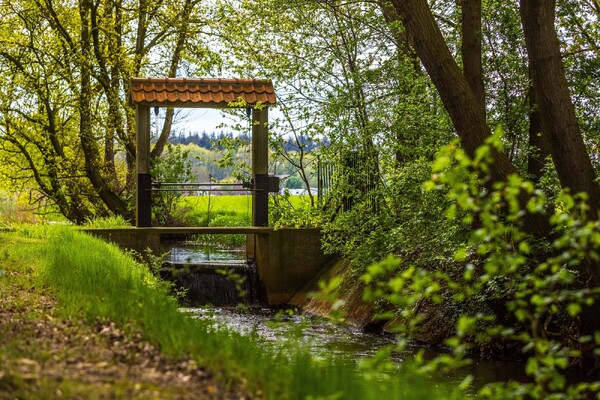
[165, 241, 528, 394]
[180, 306, 527, 393]
[166, 242, 246, 263]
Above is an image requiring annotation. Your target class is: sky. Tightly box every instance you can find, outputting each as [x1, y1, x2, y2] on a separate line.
[166, 107, 284, 136]
[170, 108, 245, 135]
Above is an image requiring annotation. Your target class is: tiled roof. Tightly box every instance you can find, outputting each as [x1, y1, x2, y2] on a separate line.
[130, 78, 276, 108]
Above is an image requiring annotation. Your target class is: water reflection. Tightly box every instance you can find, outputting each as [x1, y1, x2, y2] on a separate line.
[183, 307, 528, 395]
[166, 243, 246, 264]
[183, 307, 399, 361]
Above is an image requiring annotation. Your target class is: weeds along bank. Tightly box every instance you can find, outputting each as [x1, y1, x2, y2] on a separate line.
[0, 225, 455, 399]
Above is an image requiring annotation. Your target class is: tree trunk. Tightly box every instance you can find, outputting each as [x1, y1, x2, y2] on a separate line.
[386, 0, 551, 237]
[79, 0, 129, 220]
[520, 0, 600, 219]
[521, 0, 600, 300]
[388, 0, 512, 176]
[460, 0, 485, 117]
[526, 70, 550, 183]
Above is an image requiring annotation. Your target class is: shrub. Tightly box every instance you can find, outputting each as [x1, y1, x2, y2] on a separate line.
[361, 133, 600, 398]
[151, 144, 194, 226]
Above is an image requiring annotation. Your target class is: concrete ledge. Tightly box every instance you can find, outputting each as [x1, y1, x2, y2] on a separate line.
[84, 226, 272, 235]
[82, 227, 271, 256]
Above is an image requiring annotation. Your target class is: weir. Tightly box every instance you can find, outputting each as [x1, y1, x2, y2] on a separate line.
[161, 261, 260, 306]
[84, 227, 335, 306]
[87, 77, 335, 306]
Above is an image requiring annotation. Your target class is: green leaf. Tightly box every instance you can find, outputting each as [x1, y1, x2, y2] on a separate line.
[458, 374, 474, 391]
[525, 357, 539, 376]
[454, 247, 468, 261]
[463, 263, 475, 281]
[422, 180, 436, 192]
[474, 144, 490, 164]
[457, 315, 476, 336]
[518, 241, 530, 254]
[387, 276, 405, 293]
[567, 303, 581, 317]
[446, 204, 458, 220]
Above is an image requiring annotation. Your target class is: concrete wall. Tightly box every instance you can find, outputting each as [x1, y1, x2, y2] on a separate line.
[83, 227, 270, 257]
[247, 228, 336, 305]
[83, 228, 162, 257]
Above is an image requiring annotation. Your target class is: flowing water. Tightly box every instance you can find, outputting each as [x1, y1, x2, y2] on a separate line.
[165, 242, 527, 394]
[181, 306, 527, 393]
[182, 307, 398, 361]
[162, 242, 258, 306]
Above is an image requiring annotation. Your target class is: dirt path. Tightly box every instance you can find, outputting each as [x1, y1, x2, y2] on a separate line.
[0, 259, 247, 399]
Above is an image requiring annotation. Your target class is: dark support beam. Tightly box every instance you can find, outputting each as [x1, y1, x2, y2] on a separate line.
[254, 174, 269, 226]
[136, 105, 152, 227]
[137, 174, 152, 226]
[252, 107, 269, 227]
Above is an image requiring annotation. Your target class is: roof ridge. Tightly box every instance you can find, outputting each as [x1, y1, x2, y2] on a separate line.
[130, 77, 276, 107]
[131, 77, 273, 84]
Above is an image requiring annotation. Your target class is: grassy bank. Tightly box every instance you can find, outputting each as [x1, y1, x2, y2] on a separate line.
[2, 226, 457, 399]
[0, 227, 237, 399]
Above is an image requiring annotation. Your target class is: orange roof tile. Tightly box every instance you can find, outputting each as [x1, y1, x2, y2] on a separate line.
[130, 78, 276, 108]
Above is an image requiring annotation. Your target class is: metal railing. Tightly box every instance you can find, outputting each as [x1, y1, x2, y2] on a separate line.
[150, 182, 254, 193]
[317, 151, 380, 210]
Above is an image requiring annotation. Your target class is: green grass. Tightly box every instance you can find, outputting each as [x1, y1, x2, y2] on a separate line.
[181, 195, 253, 223]
[82, 214, 131, 228]
[35, 226, 458, 399]
[180, 196, 250, 245]
[182, 194, 310, 224]
[180, 194, 313, 245]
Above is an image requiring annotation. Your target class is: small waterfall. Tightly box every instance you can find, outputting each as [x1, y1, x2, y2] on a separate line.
[161, 260, 261, 306]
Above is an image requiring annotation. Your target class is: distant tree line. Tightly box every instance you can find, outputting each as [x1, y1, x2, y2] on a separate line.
[168, 131, 322, 152]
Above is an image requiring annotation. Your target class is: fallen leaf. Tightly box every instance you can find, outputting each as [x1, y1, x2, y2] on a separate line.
[207, 385, 218, 395]
[95, 361, 110, 368]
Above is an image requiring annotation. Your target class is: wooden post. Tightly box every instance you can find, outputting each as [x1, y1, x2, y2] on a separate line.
[252, 107, 269, 227]
[136, 105, 152, 227]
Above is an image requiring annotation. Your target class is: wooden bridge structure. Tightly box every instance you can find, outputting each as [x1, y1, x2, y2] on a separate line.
[130, 77, 277, 227]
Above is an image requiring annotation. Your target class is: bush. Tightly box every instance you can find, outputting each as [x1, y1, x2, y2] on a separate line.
[151, 144, 194, 226]
[361, 133, 600, 398]
[271, 192, 322, 229]
[321, 158, 466, 272]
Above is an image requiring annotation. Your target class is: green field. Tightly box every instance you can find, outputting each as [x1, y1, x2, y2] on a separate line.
[181, 194, 312, 225]
[182, 195, 253, 221]
[177, 194, 314, 245]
